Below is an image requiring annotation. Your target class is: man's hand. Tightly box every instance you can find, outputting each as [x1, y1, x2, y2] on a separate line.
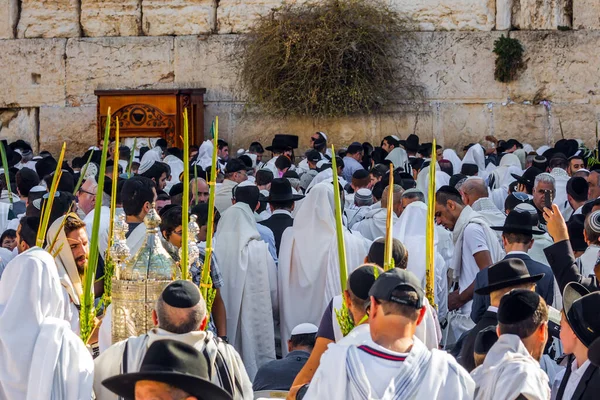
[448, 290, 464, 311]
[543, 204, 569, 242]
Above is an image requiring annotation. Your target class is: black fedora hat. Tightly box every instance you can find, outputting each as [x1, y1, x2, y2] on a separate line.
[491, 209, 544, 235]
[589, 337, 600, 366]
[563, 282, 600, 348]
[268, 178, 304, 203]
[102, 339, 232, 400]
[0, 140, 22, 168]
[511, 166, 543, 190]
[475, 258, 544, 295]
[265, 134, 299, 152]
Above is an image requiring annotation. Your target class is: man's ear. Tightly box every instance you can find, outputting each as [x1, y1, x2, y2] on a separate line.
[152, 309, 159, 327]
[199, 315, 208, 331]
[415, 306, 427, 326]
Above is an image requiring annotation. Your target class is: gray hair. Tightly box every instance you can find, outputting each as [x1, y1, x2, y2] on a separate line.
[401, 188, 424, 203]
[533, 173, 555, 192]
[155, 295, 207, 334]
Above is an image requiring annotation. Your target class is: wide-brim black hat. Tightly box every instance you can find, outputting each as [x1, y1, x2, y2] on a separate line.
[491, 209, 544, 235]
[563, 282, 600, 348]
[268, 178, 304, 203]
[265, 134, 299, 152]
[475, 258, 544, 295]
[589, 337, 600, 366]
[1, 140, 22, 168]
[511, 166, 543, 189]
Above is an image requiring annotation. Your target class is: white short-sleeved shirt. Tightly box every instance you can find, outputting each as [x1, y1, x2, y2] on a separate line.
[459, 223, 489, 314]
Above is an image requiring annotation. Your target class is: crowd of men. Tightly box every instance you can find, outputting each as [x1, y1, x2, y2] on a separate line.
[1, 132, 600, 399]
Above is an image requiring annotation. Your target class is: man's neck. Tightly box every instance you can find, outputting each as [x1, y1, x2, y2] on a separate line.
[573, 343, 589, 367]
[126, 214, 144, 224]
[290, 346, 312, 354]
[505, 244, 529, 253]
[375, 336, 414, 354]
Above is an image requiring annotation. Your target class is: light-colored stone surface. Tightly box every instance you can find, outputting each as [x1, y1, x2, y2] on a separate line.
[17, 0, 81, 38]
[38, 106, 96, 156]
[174, 35, 240, 102]
[512, 0, 571, 30]
[217, 0, 308, 33]
[142, 0, 214, 36]
[435, 103, 492, 150]
[0, 0, 18, 39]
[0, 39, 67, 107]
[573, 0, 600, 30]
[491, 103, 551, 147]
[550, 104, 600, 150]
[0, 108, 39, 152]
[508, 31, 600, 104]
[81, 0, 142, 37]
[65, 37, 175, 106]
[496, 0, 513, 30]
[392, 0, 495, 31]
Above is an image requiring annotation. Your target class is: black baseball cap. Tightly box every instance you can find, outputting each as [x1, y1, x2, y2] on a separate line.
[306, 149, 321, 163]
[369, 269, 424, 309]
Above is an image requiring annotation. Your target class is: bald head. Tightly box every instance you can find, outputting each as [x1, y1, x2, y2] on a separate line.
[191, 178, 209, 204]
[381, 184, 404, 217]
[460, 177, 488, 206]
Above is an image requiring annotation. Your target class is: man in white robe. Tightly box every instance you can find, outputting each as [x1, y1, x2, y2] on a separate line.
[121, 176, 157, 256]
[471, 290, 551, 400]
[93, 280, 252, 400]
[215, 158, 248, 214]
[278, 182, 370, 356]
[351, 184, 402, 240]
[0, 246, 94, 400]
[460, 177, 506, 229]
[304, 269, 474, 400]
[214, 202, 277, 379]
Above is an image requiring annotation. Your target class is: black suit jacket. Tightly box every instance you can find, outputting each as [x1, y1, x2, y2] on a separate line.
[556, 355, 600, 400]
[259, 213, 294, 255]
[457, 310, 498, 373]
[544, 240, 599, 293]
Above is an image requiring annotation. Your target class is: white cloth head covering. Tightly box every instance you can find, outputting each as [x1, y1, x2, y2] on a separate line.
[163, 154, 184, 193]
[463, 144, 486, 176]
[536, 145, 550, 156]
[195, 140, 214, 170]
[291, 323, 318, 336]
[416, 167, 450, 203]
[0, 247, 94, 400]
[489, 154, 522, 190]
[46, 214, 84, 305]
[139, 146, 162, 170]
[443, 149, 463, 175]
[385, 147, 411, 173]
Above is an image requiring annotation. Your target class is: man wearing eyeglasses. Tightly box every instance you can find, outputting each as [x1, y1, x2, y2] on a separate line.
[78, 177, 97, 217]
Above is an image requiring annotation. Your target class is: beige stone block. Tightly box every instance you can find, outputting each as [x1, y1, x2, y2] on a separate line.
[392, 0, 495, 31]
[0, 109, 39, 151]
[508, 31, 600, 104]
[38, 106, 97, 156]
[512, 0, 571, 30]
[0, 0, 18, 39]
[550, 104, 600, 149]
[408, 32, 507, 102]
[491, 104, 551, 147]
[436, 103, 492, 150]
[65, 37, 175, 106]
[0, 39, 67, 107]
[573, 0, 600, 30]
[174, 35, 239, 102]
[218, 0, 309, 33]
[81, 0, 142, 37]
[142, 0, 213, 36]
[18, 0, 81, 38]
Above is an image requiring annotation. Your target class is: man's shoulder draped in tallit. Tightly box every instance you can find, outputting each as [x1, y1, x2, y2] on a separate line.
[214, 202, 276, 380]
[278, 182, 370, 357]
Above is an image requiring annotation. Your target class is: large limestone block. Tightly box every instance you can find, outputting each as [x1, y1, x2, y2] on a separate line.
[0, 109, 39, 151]
[142, 0, 214, 36]
[174, 35, 239, 102]
[550, 104, 600, 149]
[81, 0, 142, 37]
[508, 31, 600, 104]
[435, 103, 492, 150]
[491, 104, 551, 147]
[0, 39, 67, 107]
[218, 0, 309, 33]
[18, 0, 81, 38]
[512, 0, 571, 30]
[66, 37, 176, 106]
[573, 0, 600, 29]
[39, 106, 96, 156]
[0, 0, 18, 39]
[391, 0, 495, 31]
[407, 32, 507, 102]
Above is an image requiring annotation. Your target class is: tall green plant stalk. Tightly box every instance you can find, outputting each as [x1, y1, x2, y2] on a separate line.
[383, 163, 395, 271]
[36, 143, 66, 247]
[0, 142, 13, 205]
[181, 109, 190, 279]
[127, 138, 137, 177]
[73, 150, 95, 195]
[103, 117, 120, 308]
[331, 146, 347, 290]
[80, 107, 111, 344]
[425, 138, 437, 309]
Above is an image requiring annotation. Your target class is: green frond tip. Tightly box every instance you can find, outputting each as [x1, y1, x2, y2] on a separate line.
[335, 302, 355, 337]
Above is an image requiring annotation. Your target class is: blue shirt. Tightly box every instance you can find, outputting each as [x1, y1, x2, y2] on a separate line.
[252, 350, 310, 391]
[256, 223, 278, 264]
[342, 156, 365, 182]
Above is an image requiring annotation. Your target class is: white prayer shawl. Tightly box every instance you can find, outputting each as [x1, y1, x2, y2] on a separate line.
[451, 206, 503, 281]
[471, 334, 550, 400]
[163, 154, 184, 193]
[385, 147, 411, 173]
[471, 197, 506, 230]
[305, 336, 475, 400]
[0, 247, 94, 400]
[214, 202, 276, 379]
[84, 205, 111, 260]
[351, 207, 397, 241]
[489, 154, 522, 189]
[263, 156, 279, 176]
[93, 328, 253, 400]
[0, 201, 10, 235]
[463, 144, 488, 180]
[98, 303, 112, 354]
[529, 233, 562, 309]
[306, 168, 348, 192]
[214, 179, 239, 215]
[578, 244, 600, 278]
[278, 183, 370, 356]
[140, 146, 162, 166]
[416, 168, 450, 203]
[443, 149, 463, 175]
[195, 140, 214, 170]
[550, 168, 570, 216]
[126, 221, 147, 257]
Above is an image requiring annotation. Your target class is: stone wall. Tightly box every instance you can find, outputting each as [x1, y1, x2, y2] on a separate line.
[0, 0, 599, 157]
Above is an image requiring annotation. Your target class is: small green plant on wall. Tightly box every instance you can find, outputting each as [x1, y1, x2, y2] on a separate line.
[493, 35, 525, 83]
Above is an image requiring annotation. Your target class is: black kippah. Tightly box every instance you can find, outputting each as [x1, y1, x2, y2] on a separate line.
[161, 280, 201, 308]
[474, 325, 499, 354]
[497, 289, 541, 325]
[353, 169, 369, 180]
[349, 265, 379, 300]
[437, 185, 461, 198]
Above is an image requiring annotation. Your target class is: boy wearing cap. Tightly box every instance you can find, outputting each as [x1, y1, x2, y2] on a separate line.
[471, 290, 550, 400]
[305, 269, 474, 400]
[552, 283, 600, 400]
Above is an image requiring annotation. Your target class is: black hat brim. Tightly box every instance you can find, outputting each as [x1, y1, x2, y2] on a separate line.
[102, 371, 232, 400]
[475, 273, 545, 295]
[510, 173, 532, 187]
[563, 282, 595, 346]
[491, 225, 544, 235]
[589, 337, 600, 366]
[268, 194, 305, 203]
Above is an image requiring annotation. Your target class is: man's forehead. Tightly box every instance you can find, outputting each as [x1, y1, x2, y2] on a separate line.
[81, 179, 97, 193]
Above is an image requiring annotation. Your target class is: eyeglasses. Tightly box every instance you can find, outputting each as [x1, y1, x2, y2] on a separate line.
[79, 189, 96, 197]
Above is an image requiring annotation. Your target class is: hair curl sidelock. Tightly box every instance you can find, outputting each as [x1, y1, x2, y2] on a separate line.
[236, 0, 421, 118]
